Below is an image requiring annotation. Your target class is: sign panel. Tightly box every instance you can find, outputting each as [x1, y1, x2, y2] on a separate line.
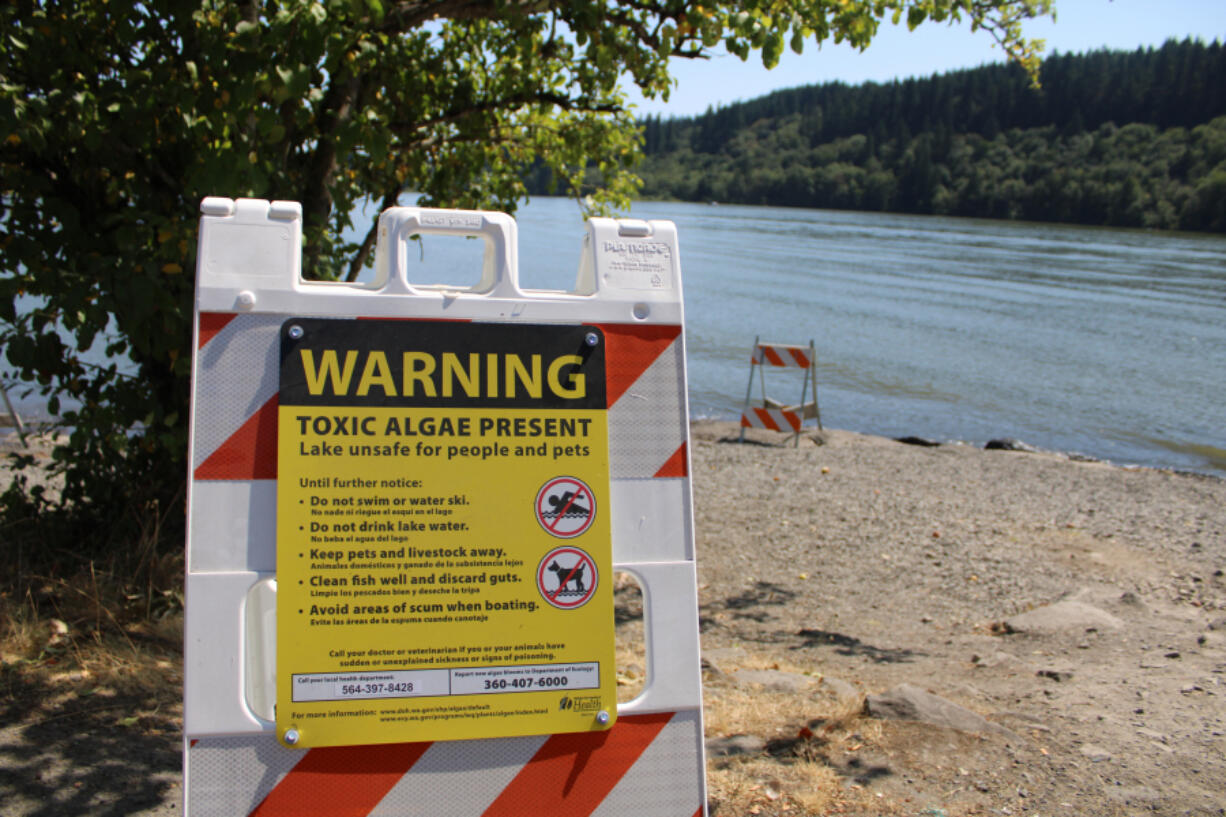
[275, 318, 615, 748]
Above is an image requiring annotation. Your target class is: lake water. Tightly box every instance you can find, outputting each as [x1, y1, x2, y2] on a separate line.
[5, 197, 1224, 475]
[511, 198, 1226, 476]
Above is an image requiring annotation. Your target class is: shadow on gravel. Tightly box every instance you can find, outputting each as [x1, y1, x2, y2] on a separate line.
[792, 628, 925, 664]
[0, 669, 179, 817]
[829, 756, 894, 786]
[765, 732, 896, 789]
[721, 581, 796, 610]
[700, 582, 798, 629]
[716, 436, 781, 447]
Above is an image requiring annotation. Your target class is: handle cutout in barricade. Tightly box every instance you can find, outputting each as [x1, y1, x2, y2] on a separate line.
[396, 233, 490, 290]
[374, 207, 519, 296]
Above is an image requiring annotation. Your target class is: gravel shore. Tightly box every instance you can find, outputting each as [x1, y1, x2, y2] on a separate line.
[3, 423, 1225, 815]
[691, 421, 1226, 816]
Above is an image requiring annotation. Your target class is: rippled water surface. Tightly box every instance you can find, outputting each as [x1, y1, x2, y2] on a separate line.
[6, 198, 1225, 475]
[512, 199, 1226, 475]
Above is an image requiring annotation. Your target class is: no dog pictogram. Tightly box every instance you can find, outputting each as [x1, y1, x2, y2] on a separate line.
[535, 476, 596, 538]
[537, 546, 598, 609]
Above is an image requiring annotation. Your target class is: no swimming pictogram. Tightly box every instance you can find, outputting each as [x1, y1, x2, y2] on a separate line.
[537, 546, 598, 610]
[535, 476, 596, 538]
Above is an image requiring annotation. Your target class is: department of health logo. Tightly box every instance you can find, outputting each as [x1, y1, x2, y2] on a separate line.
[559, 694, 603, 713]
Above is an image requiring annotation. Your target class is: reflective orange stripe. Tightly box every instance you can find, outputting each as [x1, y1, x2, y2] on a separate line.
[249, 741, 433, 817]
[786, 348, 811, 367]
[743, 407, 802, 433]
[653, 441, 689, 478]
[753, 344, 811, 368]
[198, 312, 237, 349]
[193, 393, 279, 481]
[482, 713, 673, 817]
[598, 323, 682, 407]
[761, 346, 786, 366]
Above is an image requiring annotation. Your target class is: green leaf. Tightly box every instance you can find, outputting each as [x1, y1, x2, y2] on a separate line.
[762, 31, 783, 69]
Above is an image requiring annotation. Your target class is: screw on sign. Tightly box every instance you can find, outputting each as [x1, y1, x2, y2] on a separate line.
[535, 476, 596, 538]
[537, 546, 599, 609]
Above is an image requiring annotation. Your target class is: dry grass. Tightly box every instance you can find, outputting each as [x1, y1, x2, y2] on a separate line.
[708, 757, 844, 815]
[3, 563, 887, 816]
[613, 571, 647, 702]
[611, 566, 897, 815]
[699, 651, 896, 816]
[0, 572, 184, 731]
[702, 651, 865, 737]
[3, 575, 895, 816]
[0, 579, 183, 817]
[614, 630, 646, 702]
[0, 459, 884, 817]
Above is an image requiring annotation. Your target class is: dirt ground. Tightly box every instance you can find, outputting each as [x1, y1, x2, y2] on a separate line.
[690, 422, 1226, 817]
[2, 423, 1224, 815]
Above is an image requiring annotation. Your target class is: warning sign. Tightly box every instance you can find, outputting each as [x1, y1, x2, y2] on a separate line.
[275, 319, 616, 748]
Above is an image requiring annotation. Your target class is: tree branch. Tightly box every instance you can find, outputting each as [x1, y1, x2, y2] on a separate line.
[389, 90, 622, 135]
[381, 0, 538, 32]
[345, 189, 401, 282]
[300, 69, 365, 276]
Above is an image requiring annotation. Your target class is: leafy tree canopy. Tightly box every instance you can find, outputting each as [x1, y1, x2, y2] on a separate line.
[0, 0, 1052, 568]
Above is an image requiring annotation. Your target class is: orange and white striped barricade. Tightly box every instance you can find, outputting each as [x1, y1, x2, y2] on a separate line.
[185, 199, 706, 816]
[738, 337, 822, 445]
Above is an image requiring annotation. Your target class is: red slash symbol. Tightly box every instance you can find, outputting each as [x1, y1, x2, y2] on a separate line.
[535, 477, 596, 538]
[537, 546, 598, 609]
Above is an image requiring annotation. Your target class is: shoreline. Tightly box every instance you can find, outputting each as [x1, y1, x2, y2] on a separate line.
[5, 419, 1225, 483]
[691, 417, 1226, 482]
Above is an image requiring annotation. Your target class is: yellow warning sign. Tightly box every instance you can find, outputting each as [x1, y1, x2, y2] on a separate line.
[275, 319, 616, 748]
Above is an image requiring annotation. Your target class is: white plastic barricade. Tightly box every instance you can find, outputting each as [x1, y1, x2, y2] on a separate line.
[184, 198, 706, 816]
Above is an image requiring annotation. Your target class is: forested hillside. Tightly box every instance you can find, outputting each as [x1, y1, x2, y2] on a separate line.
[631, 39, 1226, 231]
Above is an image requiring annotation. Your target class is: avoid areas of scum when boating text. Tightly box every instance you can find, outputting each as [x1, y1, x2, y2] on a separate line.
[274, 318, 617, 748]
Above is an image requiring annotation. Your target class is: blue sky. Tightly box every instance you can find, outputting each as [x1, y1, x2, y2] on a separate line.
[625, 0, 1226, 117]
